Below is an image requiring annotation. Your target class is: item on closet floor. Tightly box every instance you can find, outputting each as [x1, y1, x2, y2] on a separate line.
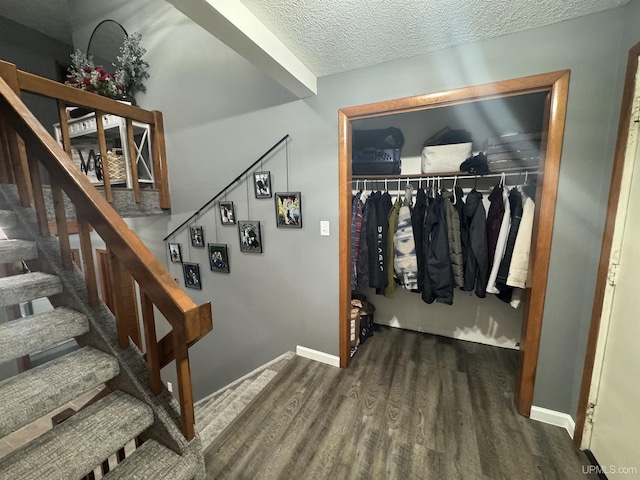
[352, 148, 401, 175]
[421, 142, 473, 174]
[485, 132, 541, 170]
[350, 304, 361, 348]
[460, 152, 489, 174]
[358, 301, 375, 344]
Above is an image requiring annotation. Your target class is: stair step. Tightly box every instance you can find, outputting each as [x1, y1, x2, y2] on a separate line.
[0, 391, 153, 479]
[0, 239, 37, 264]
[199, 370, 278, 447]
[0, 209, 16, 228]
[195, 388, 234, 425]
[0, 272, 62, 307]
[102, 440, 196, 480]
[197, 379, 251, 433]
[0, 307, 89, 364]
[0, 346, 120, 438]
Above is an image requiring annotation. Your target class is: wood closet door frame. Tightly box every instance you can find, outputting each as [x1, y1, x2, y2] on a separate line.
[338, 70, 571, 417]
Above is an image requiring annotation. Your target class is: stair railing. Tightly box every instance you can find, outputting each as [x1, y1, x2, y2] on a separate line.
[0, 64, 211, 442]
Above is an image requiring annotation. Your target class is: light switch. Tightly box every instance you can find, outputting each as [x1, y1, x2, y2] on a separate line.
[320, 221, 330, 236]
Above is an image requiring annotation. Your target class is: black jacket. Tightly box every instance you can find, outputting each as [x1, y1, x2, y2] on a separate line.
[454, 186, 468, 288]
[462, 189, 489, 298]
[422, 194, 454, 305]
[495, 188, 523, 302]
[411, 189, 428, 293]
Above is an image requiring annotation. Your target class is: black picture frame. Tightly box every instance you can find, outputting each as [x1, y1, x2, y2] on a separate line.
[190, 226, 205, 247]
[183, 262, 202, 289]
[238, 221, 262, 253]
[208, 243, 230, 273]
[168, 243, 182, 263]
[253, 171, 272, 198]
[275, 192, 302, 228]
[219, 201, 236, 225]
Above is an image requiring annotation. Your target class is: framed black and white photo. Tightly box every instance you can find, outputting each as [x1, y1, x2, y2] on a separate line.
[190, 226, 205, 247]
[168, 243, 182, 263]
[219, 201, 236, 225]
[238, 221, 262, 253]
[208, 243, 230, 273]
[183, 262, 202, 289]
[253, 171, 272, 198]
[275, 192, 302, 228]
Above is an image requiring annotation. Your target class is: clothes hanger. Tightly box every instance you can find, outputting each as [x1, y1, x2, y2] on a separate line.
[453, 175, 458, 203]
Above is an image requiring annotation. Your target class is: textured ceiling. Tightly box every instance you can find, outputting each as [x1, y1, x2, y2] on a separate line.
[0, 0, 72, 45]
[238, 0, 629, 77]
[0, 0, 630, 78]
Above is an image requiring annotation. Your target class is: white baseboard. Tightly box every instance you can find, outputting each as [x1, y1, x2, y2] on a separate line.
[530, 405, 576, 439]
[296, 346, 340, 367]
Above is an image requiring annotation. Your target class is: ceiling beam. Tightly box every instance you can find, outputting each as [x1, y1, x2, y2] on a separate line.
[167, 0, 317, 98]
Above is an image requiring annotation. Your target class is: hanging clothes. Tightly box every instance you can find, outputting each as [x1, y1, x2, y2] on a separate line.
[411, 188, 428, 293]
[486, 182, 511, 294]
[422, 193, 454, 305]
[394, 186, 419, 291]
[373, 192, 393, 294]
[351, 191, 362, 290]
[442, 189, 464, 288]
[357, 195, 371, 288]
[494, 188, 524, 303]
[365, 191, 380, 288]
[384, 197, 402, 298]
[462, 189, 489, 298]
[454, 185, 468, 286]
[507, 194, 535, 289]
[486, 183, 505, 264]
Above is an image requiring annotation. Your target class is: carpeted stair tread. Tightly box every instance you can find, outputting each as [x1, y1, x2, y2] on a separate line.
[102, 440, 196, 480]
[197, 379, 252, 435]
[195, 388, 233, 425]
[0, 391, 153, 480]
[199, 369, 278, 447]
[0, 346, 120, 438]
[0, 272, 62, 307]
[0, 307, 89, 364]
[0, 210, 16, 228]
[0, 239, 37, 264]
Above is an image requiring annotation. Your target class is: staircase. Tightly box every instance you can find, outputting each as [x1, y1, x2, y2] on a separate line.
[0, 186, 204, 479]
[195, 351, 294, 450]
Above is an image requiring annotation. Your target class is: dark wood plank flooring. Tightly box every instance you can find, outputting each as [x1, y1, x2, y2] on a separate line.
[204, 326, 596, 479]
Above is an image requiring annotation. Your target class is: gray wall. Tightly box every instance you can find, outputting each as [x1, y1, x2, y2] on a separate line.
[0, 15, 73, 135]
[69, 0, 631, 418]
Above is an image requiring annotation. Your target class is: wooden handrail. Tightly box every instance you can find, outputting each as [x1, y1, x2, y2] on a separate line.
[0, 71, 211, 441]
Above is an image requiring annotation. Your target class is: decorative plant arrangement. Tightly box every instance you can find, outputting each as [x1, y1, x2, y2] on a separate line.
[66, 32, 149, 100]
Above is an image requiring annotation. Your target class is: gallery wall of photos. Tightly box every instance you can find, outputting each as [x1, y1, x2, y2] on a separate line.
[165, 136, 302, 290]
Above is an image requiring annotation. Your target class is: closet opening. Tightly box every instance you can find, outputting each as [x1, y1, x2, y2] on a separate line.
[338, 70, 570, 416]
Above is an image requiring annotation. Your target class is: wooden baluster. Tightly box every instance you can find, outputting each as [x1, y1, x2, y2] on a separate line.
[77, 213, 99, 308]
[141, 291, 162, 395]
[51, 184, 73, 270]
[0, 63, 33, 206]
[0, 113, 13, 184]
[125, 118, 141, 203]
[94, 110, 112, 203]
[24, 146, 49, 236]
[107, 249, 140, 349]
[173, 321, 195, 441]
[151, 111, 171, 209]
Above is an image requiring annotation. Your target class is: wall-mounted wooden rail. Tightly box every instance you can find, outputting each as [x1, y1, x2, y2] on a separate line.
[0, 63, 211, 441]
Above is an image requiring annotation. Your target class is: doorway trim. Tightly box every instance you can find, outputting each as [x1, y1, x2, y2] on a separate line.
[574, 42, 640, 446]
[338, 70, 570, 416]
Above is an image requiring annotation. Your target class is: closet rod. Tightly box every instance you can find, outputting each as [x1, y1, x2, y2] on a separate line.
[351, 171, 538, 183]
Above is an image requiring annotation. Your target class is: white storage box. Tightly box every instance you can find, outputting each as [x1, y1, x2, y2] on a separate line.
[421, 142, 472, 174]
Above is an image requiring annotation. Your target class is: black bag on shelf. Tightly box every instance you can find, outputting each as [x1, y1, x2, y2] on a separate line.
[352, 127, 405, 153]
[352, 148, 401, 175]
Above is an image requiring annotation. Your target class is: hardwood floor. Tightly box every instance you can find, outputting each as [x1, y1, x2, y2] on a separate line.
[204, 326, 596, 479]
